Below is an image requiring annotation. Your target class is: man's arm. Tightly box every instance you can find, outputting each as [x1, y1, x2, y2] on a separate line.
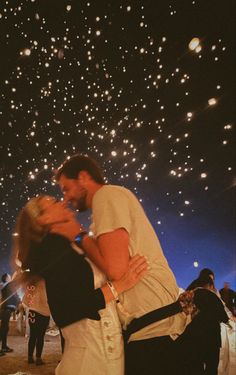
[50, 220, 130, 280]
[84, 228, 130, 280]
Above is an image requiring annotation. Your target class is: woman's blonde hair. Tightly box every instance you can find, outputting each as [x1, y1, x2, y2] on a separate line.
[12, 196, 50, 272]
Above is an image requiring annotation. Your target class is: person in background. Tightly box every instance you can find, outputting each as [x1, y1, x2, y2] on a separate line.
[187, 270, 236, 321]
[219, 282, 236, 316]
[186, 268, 215, 291]
[174, 276, 229, 375]
[0, 273, 20, 356]
[16, 299, 25, 335]
[22, 277, 50, 365]
[12, 195, 147, 375]
[53, 154, 187, 375]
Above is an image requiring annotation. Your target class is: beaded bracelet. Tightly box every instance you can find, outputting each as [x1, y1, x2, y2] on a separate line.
[106, 280, 120, 303]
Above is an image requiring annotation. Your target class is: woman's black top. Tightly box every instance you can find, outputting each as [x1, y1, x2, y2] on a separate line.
[31, 233, 105, 328]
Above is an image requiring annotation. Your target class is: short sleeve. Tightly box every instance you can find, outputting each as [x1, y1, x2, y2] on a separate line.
[92, 186, 132, 237]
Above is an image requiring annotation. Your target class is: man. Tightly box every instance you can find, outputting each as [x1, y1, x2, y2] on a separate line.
[52, 154, 187, 374]
[0, 273, 20, 356]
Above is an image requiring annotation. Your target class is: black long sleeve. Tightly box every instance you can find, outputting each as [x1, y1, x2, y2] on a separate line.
[194, 288, 229, 323]
[33, 233, 106, 328]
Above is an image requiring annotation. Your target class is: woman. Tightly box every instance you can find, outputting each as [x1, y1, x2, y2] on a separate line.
[22, 278, 50, 365]
[13, 195, 147, 375]
[174, 278, 229, 375]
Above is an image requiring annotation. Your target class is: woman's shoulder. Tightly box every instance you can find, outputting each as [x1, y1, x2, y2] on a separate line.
[39, 233, 86, 267]
[42, 232, 70, 243]
[39, 233, 71, 249]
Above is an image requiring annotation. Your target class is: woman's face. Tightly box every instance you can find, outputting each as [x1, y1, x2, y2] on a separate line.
[37, 196, 74, 226]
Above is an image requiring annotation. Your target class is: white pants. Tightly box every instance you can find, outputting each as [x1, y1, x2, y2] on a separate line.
[55, 302, 124, 375]
[218, 321, 236, 375]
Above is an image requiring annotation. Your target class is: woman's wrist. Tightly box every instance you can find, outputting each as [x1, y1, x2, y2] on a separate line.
[112, 280, 123, 295]
[100, 280, 123, 304]
[106, 281, 120, 303]
[101, 283, 116, 303]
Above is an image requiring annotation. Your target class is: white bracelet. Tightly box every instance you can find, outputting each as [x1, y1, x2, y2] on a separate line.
[107, 281, 120, 303]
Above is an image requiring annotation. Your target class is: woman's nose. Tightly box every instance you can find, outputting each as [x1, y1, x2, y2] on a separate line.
[61, 199, 68, 207]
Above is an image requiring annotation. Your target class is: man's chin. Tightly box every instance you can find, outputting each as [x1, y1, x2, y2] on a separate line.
[77, 207, 87, 213]
[74, 200, 87, 212]
[78, 203, 88, 212]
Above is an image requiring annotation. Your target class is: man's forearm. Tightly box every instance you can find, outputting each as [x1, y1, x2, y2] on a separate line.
[50, 220, 129, 280]
[50, 221, 110, 275]
[82, 234, 128, 280]
[82, 235, 109, 276]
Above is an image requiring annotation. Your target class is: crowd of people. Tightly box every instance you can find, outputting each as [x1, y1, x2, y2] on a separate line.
[0, 154, 235, 375]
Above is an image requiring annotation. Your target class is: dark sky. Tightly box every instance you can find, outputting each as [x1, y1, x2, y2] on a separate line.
[0, 0, 235, 290]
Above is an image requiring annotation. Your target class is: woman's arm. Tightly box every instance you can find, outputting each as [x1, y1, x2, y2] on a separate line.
[38, 234, 147, 327]
[101, 254, 147, 302]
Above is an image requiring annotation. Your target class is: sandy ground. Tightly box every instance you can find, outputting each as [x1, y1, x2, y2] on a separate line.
[0, 334, 62, 375]
[1, 319, 235, 375]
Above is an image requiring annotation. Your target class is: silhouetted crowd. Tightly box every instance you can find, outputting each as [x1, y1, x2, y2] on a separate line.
[1, 268, 235, 374]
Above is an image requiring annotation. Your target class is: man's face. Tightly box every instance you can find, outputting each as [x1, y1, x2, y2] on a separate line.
[59, 174, 88, 212]
[224, 282, 229, 290]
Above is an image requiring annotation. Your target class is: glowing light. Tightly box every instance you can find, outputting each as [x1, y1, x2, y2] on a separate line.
[208, 98, 217, 106]
[224, 124, 232, 130]
[195, 45, 202, 53]
[0, 1, 234, 276]
[193, 261, 199, 268]
[188, 37, 200, 51]
[21, 48, 31, 56]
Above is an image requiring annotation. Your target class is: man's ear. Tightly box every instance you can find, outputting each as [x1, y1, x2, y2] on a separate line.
[78, 170, 90, 185]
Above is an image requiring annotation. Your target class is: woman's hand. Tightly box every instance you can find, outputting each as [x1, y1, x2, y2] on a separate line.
[37, 204, 75, 227]
[114, 254, 148, 294]
[50, 217, 84, 241]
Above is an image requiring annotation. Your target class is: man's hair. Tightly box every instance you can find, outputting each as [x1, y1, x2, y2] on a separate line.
[1, 273, 9, 283]
[199, 268, 214, 279]
[54, 154, 105, 184]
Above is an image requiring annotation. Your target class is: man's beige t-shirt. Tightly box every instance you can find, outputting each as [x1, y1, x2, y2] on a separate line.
[91, 185, 187, 341]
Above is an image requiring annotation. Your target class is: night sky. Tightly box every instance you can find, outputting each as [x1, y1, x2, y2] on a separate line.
[0, 0, 235, 290]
